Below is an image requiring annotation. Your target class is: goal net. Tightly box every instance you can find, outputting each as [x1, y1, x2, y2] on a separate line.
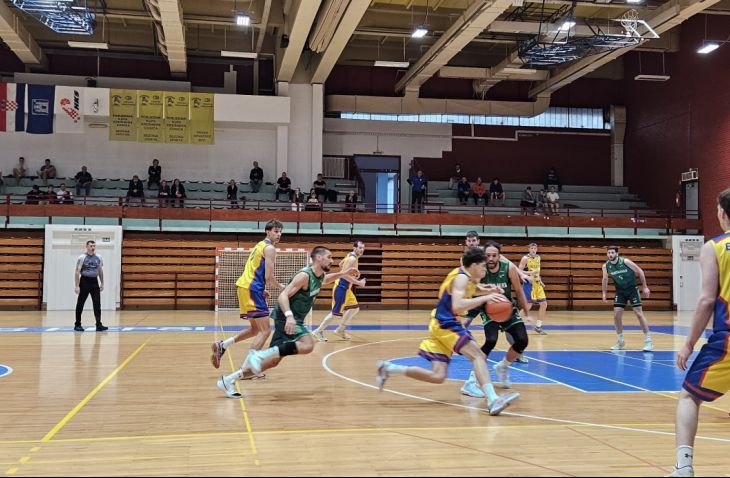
[215, 248, 310, 312]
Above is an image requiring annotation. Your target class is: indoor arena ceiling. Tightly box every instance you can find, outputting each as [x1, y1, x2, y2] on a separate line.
[2, 0, 730, 97]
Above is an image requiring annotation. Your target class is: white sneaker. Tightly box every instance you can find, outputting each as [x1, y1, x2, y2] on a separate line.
[334, 328, 352, 340]
[611, 339, 626, 351]
[494, 362, 511, 389]
[376, 360, 389, 391]
[643, 337, 654, 352]
[515, 355, 529, 364]
[488, 391, 520, 416]
[312, 329, 327, 342]
[217, 376, 241, 398]
[243, 350, 264, 375]
[460, 380, 486, 398]
[666, 466, 694, 477]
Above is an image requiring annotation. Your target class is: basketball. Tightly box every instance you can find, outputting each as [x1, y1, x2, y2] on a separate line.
[486, 299, 512, 323]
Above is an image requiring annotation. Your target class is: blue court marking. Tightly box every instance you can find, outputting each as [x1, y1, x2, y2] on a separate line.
[392, 350, 696, 393]
[0, 364, 13, 378]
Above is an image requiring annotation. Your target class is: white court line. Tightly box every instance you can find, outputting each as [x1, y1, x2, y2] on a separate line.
[321, 339, 730, 444]
[596, 350, 679, 369]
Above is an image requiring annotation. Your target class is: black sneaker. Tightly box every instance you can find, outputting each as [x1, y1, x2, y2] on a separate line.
[74, 325, 84, 332]
[96, 324, 109, 332]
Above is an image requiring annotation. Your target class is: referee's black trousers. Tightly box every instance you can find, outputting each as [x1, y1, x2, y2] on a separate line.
[76, 276, 102, 326]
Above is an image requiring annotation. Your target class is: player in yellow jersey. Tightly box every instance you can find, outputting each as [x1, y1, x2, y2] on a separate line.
[668, 188, 730, 478]
[312, 240, 366, 341]
[375, 247, 520, 416]
[210, 220, 285, 370]
[519, 243, 548, 335]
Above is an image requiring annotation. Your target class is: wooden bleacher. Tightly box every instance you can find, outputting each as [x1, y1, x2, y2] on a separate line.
[0, 237, 44, 309]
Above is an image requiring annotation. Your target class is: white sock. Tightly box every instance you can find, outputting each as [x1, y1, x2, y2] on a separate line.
[676, 446, 693, 468]
[257, 347, 280, 361]
[617, 333, 624, 342]
[500, 358, 511, 368]
[644, 332, 652, 340]
[316, 313, 335, 333]
[342, 308, 359, 327]
[222, 337, 235, 349]
[385, 363, 408, 374]
[468, 371, 477, 383]
[483, 383, 498, 403]
[536, 320, 543, 328]
[224, 369, 243, 383]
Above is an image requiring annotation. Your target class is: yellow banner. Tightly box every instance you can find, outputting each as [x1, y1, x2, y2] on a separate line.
[189, 93, 214, 145]
[137, 91, 164, 143]
[109, 89, 137, 141]
[163, 92, 190, 144]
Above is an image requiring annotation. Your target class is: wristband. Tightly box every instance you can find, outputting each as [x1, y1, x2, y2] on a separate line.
[284, 311, 294, 318]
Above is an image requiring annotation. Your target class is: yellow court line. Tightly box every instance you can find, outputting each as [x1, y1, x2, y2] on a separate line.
[41, 340, 150, 443]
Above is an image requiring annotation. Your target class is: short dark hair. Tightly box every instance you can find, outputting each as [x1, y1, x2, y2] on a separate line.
[484, 240, 502, 252]
[607, 245, 620, 253]
[311, 246, 329, 260]
[265, 220, 283, 231]
[353, 240, 364, 248]
[466, 231, 479, 240]
[462, 247, 486, 267]
[86, 240, 95, 246]
[528, 242, 537, 248]
[719, 187, 730, 218]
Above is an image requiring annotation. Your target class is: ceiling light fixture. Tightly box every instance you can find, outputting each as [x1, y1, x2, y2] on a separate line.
[68, 41, 108, 49]
[235, 12, 251, 26]
[697, 42, 720, 54]
[559, 21, 576, 31]
[374, 61, 410, 68]
[221, 50, 257, 58]
[411, 25, 428, 38]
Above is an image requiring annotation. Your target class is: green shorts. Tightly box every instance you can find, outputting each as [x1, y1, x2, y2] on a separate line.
[614, 287, 642, 308]
[481, 309, 524, 332]
[269, 312, 309, 348]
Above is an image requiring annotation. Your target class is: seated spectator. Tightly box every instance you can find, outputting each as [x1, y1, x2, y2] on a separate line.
[227, 179, 239, 208]
[546, 186, 560, 215]
[291, 188, 305, 211]
[249, 161, 263, 193]
[74, 166, 93, 196]
[148, 159, 161, 190]
[158, 179, 171, 207]
[40, 185, 56, 205]
[449, 163, 463, 190]
[25, 185, 41, 205]
[12, 157, 26, 185]
[536, 188, 548, 215]
[56, 183, 74, 204]
[37, 159, 57, 185]
[276, 172, 292, 202]
[490, 178, 506, 206]
[304, 189, 321, 211]
[472, 177, 487, 206]
[544, 166, 562, 192]
[313, 173, 327, 202]
[457, 177, 471, 206]
[520, 186, 536, 215]
[126, 175, 145, 205]
[344, 191, 358, 212]
[171, 178, 186, 208]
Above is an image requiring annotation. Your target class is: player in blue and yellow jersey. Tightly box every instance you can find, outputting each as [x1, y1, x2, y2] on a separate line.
[519, 243, 548, 335]
[375, 247, 520, 416]
[602, 245, 654, 352]
[312, 240, 366, 342]
[668, 188, 730, 478]
[210, 220, 285, 370]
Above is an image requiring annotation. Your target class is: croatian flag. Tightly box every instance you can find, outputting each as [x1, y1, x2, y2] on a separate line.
[0, 83, 26, 132]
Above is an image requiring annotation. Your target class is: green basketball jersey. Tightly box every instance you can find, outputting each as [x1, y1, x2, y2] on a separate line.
[605, 257, 637, 290]
[273, 267, 324, 322]
[484, 259, 513, 302]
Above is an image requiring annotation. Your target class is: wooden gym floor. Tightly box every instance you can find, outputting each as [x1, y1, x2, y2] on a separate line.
[0, 309, 728, 476]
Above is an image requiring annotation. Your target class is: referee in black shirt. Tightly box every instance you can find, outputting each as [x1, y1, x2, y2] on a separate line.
[74, 240, 108, 332]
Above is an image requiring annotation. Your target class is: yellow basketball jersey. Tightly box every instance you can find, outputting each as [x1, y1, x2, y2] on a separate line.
[710, 232, 730, 333]
[235, 239, 272, 291]
[335, 252, 359, 290]
[432, 267, 476, 322]
[525, 254, 541, 282]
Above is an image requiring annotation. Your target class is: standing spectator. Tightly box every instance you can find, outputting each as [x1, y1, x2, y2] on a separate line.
[126, 175, 145, 205]
[227, 179, 239, 208]
[344, 191, 358, 212]
[520, 186, 536, 215]
[158, 179, 171, 207]
[171, 178, 186, 208]
[74, 240, 107, 332]
[37, 159, 57, 185]
[74, 166, 93, 196]
[305, 189, 321, 211]
[56, 183, 74, 204]
[490, 178, 506, 206]
[147, 159, 161, 190]
[544, 167, 562, 192]
[275, 172, 292, 202]
[546, 185, 560, 215]
[25, 185, 41, 204]
[472, 177, 487, 206]
[407, 159, 418, 179]
[457, 177, 471, 206]
[249, 161, 264, 193]
[12, 157, 26, 185]
[313, 173, 327, 202]
[449, 163, 464, 190]
[408, 170, 428, 213]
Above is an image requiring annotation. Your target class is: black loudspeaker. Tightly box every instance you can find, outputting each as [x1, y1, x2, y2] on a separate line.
[280, 34, 289, 48]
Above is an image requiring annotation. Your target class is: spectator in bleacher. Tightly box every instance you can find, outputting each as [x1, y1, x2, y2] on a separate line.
[74, 166, 93, 196]
[57, 183, 74, 204]
[344, 191, 358, 213]
[227, 179, 239, 208]
[12, 157, 26, 185]
[291, 188, 305, 211]
[171, 178, 186, 208]
[490, 177, 506, 206]
[544, 166, 562, 192]
[449, 163, 463, 190]
[457, 176, 471, 206]
[25, 185, 41, 205]
[305, 189, 321, 211]
[275, 172, 292, 202]
[546, 185, 560, 215]
[0, 169, 4, 191]
[408, 170, 428, 213]
[536, 188, 547, 214]
[147, 159, 161, 190]
[249, 161, 264, 193]
[126, 175, 145, 205]
[520, 186, 537, 215]
[472, 177, 487, 206]
[37, 159, 57, 185]
[158, 179, 171, 207]
[40, 185, 56, 205]
[313, 173, 327, 202]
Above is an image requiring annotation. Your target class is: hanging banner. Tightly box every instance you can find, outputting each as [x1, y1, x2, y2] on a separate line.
[137, 90, 163, 143]
[56, 86, 84, 133]
[109, 89, 137, 141]
[189, 93, 214, 145]
[163, 92, 190, 144]
[85, 88, 108, 116]
[26, 84, 55, 134]
[0, 83, 25, 132]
